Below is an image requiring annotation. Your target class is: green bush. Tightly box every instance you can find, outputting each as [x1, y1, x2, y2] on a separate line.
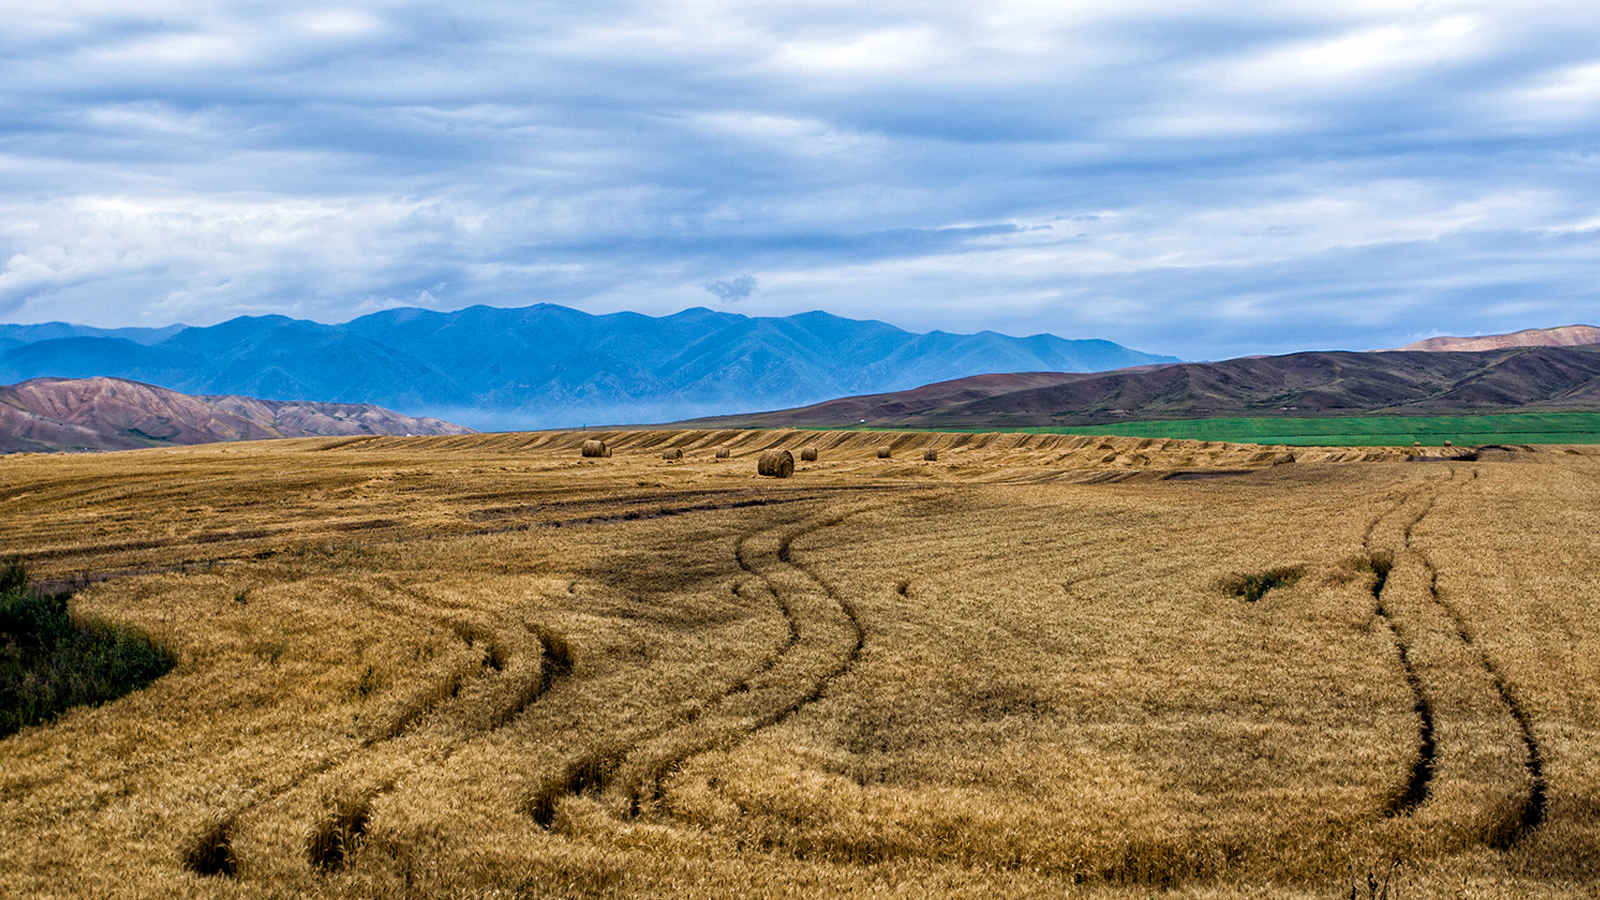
[1, 558, 175, 739]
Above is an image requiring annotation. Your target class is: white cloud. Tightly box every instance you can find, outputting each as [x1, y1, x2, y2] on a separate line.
[292, 8, 387, 39]
[0, 1, 1598, 357]
[85, 30, 261, 69]
[1499, 59, 1600, 125]
[1209, 15, 1489, 96]
[774, 27, 943, 75]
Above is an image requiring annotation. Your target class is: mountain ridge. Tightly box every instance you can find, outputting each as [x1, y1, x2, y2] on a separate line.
[0, 303, 1178, 428]
[0, 376, 471, 454]
[689, 345, 1600, 429]
[1395, 324, 1600, 352]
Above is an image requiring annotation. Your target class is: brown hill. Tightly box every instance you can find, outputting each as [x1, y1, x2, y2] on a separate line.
[1397, 324, 1600, 352]
[0, 376, 471, 453]
[691, 346, 1600, 428]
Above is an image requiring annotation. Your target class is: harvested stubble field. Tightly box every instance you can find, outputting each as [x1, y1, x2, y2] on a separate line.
[1, 428, 1598, 898]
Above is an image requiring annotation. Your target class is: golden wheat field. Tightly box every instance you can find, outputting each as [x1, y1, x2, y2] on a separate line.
[1, 429, 1598, 898]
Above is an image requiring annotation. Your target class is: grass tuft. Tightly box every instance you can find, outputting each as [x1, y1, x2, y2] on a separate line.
[1219, 566, 1304, 603]
[355, 663, 384, 700]
[183, 817, 238, 878]
[307, 794, 373, 872]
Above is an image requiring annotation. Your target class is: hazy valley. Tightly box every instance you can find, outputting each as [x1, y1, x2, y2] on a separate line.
[0, 305, 1176, 430]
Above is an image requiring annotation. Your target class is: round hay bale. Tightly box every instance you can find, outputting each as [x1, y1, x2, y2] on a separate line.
[800, 447, 818, 462]
[662, 448, 683, 461]
[922, 448, 938, 461]
[757, 449, 794, 478]
[715, 447, 731, 459]
[1443, 439, 1453, 447]
[581, 439, 611, 458]
[877, 446, 892, 459]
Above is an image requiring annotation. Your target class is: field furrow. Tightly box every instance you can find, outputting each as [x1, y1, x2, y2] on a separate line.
[2, 432, 1596, 896]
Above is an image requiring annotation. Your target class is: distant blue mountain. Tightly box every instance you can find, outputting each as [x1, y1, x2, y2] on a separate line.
[0, 304, 1178, 428]
[0, 322, 185, 346]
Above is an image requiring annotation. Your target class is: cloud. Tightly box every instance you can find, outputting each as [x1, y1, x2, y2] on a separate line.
[0, 1, 1598, 359]
[704, 273, 757, 304]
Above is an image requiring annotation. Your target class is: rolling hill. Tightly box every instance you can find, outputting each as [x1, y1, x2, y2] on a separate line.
[0, 377, 471, 454]
[0, 304, 1177, 428]
[1396, 324, 1600, 352]
[692, 345, 1600, 429]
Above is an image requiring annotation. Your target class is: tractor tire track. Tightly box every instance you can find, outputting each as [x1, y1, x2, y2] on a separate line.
[525, 513, 825, 827]
[25, 485, 936, 592]
[306, 622, 575, 873]
[733, 525, 801, 682]
[630, 494, 963, 827]
[525, 504, 880, 828]
[1408, 471, 1547, 848]
[1362, 484, 1437, 817]
[182, 635, 480, 878]
[619, 508, 874, 817]
[184, 598, 570, 879]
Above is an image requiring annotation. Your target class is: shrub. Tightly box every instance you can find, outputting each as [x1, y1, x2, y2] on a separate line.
[1, 558, 175, 739]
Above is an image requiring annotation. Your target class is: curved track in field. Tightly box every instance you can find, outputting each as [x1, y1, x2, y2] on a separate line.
[1363, 468, 1546, 846]
[524, 505, 879, 828]
[183, 589, 573, 879]
[1404, 472, 1546, 848]
[1363, 484, 1438, 817]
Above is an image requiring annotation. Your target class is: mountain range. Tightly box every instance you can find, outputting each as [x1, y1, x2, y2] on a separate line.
[0, 377, 471, 454]
[0, 305, 1177, 429]
[695, 345, 1600, 429]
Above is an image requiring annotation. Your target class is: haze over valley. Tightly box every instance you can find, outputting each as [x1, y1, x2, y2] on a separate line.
[0, 304, 1176, 430]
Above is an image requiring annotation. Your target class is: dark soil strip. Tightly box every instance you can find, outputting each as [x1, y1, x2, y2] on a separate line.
[24, 527, 284, 561]
[534, 496, 816, 531]
[1162, 469, 1253, 481]
[466, 488, 797, 520]
[29, 499, 820, 595]
[18, 484, 940, 585]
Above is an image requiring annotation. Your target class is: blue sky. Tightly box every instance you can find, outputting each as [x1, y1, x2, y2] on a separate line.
[2, 1, 1597, 360]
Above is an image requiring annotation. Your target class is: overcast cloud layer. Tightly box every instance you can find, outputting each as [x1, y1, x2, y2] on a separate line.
[3, 1, 1598, 360]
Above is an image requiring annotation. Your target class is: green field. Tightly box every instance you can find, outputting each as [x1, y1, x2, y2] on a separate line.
[828, 412, 1600, 447]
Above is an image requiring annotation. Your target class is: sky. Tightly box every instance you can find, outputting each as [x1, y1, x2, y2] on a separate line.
[2, 1, 1598, 361]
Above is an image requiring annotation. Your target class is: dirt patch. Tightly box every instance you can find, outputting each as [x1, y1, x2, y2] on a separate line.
[1164, 469, 1255, 481]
